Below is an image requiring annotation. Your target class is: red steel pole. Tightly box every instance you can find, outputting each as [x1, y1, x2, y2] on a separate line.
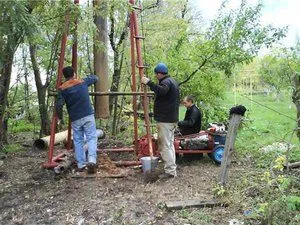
[129, 11, 139, 158]
[72, 0, 79, 74]
[44, 13, 70, 168]
[129, 0, 153, 157]
[66, 0, 79, 151]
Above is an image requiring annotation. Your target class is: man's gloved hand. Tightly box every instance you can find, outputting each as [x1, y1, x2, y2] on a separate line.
[57, 119, 64, 125]
[141, 76, 150, 85]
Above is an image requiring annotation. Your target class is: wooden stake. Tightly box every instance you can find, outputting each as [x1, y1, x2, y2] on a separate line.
[219, 114, 243, 186]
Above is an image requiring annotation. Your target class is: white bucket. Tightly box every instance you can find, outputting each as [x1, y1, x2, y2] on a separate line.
[140, 156, 159, 173]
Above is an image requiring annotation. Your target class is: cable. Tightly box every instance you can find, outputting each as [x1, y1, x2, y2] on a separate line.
[241, 94, 296, 122]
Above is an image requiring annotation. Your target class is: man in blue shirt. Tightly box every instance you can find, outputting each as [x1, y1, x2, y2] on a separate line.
[56, 66, 98, 174]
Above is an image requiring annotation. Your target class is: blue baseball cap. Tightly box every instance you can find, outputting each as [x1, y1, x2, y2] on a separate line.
[154, 63, 168, 74]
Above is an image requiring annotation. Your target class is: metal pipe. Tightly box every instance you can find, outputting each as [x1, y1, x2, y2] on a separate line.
[113, 160, 142, 167]
[53, 153, 74, 174]
[176, 150, 213, 154]
[129, 0, 154, 158]
[48, 91, 154, 96]
[45, 12, 70, 168]
[43, 152, 67, 169]
[100, 148, 135, 152]
[67, 0, 80, 151]
[129, 8, 139, 159]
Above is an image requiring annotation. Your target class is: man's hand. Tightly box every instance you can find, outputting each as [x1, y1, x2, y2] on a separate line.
[141, 76, 150, 85]
[57, 119, 64, 125]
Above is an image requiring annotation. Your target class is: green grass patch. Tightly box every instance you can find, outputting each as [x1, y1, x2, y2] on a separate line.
[177, 209, 212, 224]
[2, 143, 24, 153]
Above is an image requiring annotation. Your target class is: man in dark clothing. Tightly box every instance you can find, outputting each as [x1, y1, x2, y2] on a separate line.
[56, 66, 98, 174]
[178, 95, 202, 135]
[141, 63, 180, 178]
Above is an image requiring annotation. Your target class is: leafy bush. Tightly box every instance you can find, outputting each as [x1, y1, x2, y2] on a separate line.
[9, 119, 36, 133]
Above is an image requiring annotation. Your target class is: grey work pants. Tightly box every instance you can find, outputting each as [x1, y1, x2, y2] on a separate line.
[157, 122, 177, 176]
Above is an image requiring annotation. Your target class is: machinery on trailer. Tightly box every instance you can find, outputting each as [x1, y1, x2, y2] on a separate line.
[137, 123, 227, 165]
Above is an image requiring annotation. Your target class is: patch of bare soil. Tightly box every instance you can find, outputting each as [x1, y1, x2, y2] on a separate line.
[97, 153, 122, 175]
[0, 146, 246, 225]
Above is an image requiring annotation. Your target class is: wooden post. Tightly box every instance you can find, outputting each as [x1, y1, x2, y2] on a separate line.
[220, 113, 243, 186]
[93, 0, 109, 119]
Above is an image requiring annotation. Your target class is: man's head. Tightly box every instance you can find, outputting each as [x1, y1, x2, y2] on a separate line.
[154, 63, 168, 80]
[62, 66, 74, 79]
[182, 95, 194, 108]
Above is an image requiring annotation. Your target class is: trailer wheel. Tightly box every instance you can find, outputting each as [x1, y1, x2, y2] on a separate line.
[208, 145, 225, 165]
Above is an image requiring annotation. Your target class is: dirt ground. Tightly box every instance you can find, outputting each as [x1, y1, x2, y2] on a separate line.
[0, 146, 246, 225]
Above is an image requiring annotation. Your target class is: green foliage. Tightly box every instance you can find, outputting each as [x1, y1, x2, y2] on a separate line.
[7, 83, 38, 119]
[2, 143, 23, 153]
[259, 55, 291, 94]
[8, 119, 35, 133]
[205, 1, 286, 76]
[226, 167, 300, 225]
[0, 0, 37, 57]
[212, 184, 227, 197]
[256, 42, 300, 140]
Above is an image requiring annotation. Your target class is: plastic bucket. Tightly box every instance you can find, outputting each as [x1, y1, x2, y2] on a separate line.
[140, 156, 159, 173]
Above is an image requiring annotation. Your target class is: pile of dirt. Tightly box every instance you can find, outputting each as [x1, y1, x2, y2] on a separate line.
[97, 153, 127, 176]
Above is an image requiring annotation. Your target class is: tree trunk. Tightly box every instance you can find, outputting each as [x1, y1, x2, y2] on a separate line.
[0, 49, 14, 148]
[29, 43, 50, 136]
[93, 0, 109, 119]
[292, 73, 300, 141]
[111, 46, 126, 134]
[23, 47, 33, 122]
[110, 51, 120, 111]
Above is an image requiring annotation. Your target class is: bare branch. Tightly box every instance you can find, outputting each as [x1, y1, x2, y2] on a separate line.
[143, 0, 161, 11]
[179, 54, 214, 86]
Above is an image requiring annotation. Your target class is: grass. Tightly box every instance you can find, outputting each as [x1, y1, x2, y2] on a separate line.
[179, 106, 186, 121]
[2, 143, 24, 153]
[177, 209, 212, 224]
[222, 91, 300, 163]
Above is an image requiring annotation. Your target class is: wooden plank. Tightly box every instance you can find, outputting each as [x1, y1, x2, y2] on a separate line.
[165, 199, 226, 210]
[285, 161, 300, 169]
[219, 114, 243, 186]
[71, 171, 129, 179]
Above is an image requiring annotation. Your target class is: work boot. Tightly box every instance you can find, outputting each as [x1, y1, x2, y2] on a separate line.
[76, 166, 87, 173]
[87, 163, 97, 174]
[158, 173, 176, 180]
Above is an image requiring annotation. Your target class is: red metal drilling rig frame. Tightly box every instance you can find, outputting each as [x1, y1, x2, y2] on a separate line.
[42, 0, 225, 170]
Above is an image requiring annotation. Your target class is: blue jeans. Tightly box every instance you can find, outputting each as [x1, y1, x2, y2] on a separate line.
[72, 114, 97, 168]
